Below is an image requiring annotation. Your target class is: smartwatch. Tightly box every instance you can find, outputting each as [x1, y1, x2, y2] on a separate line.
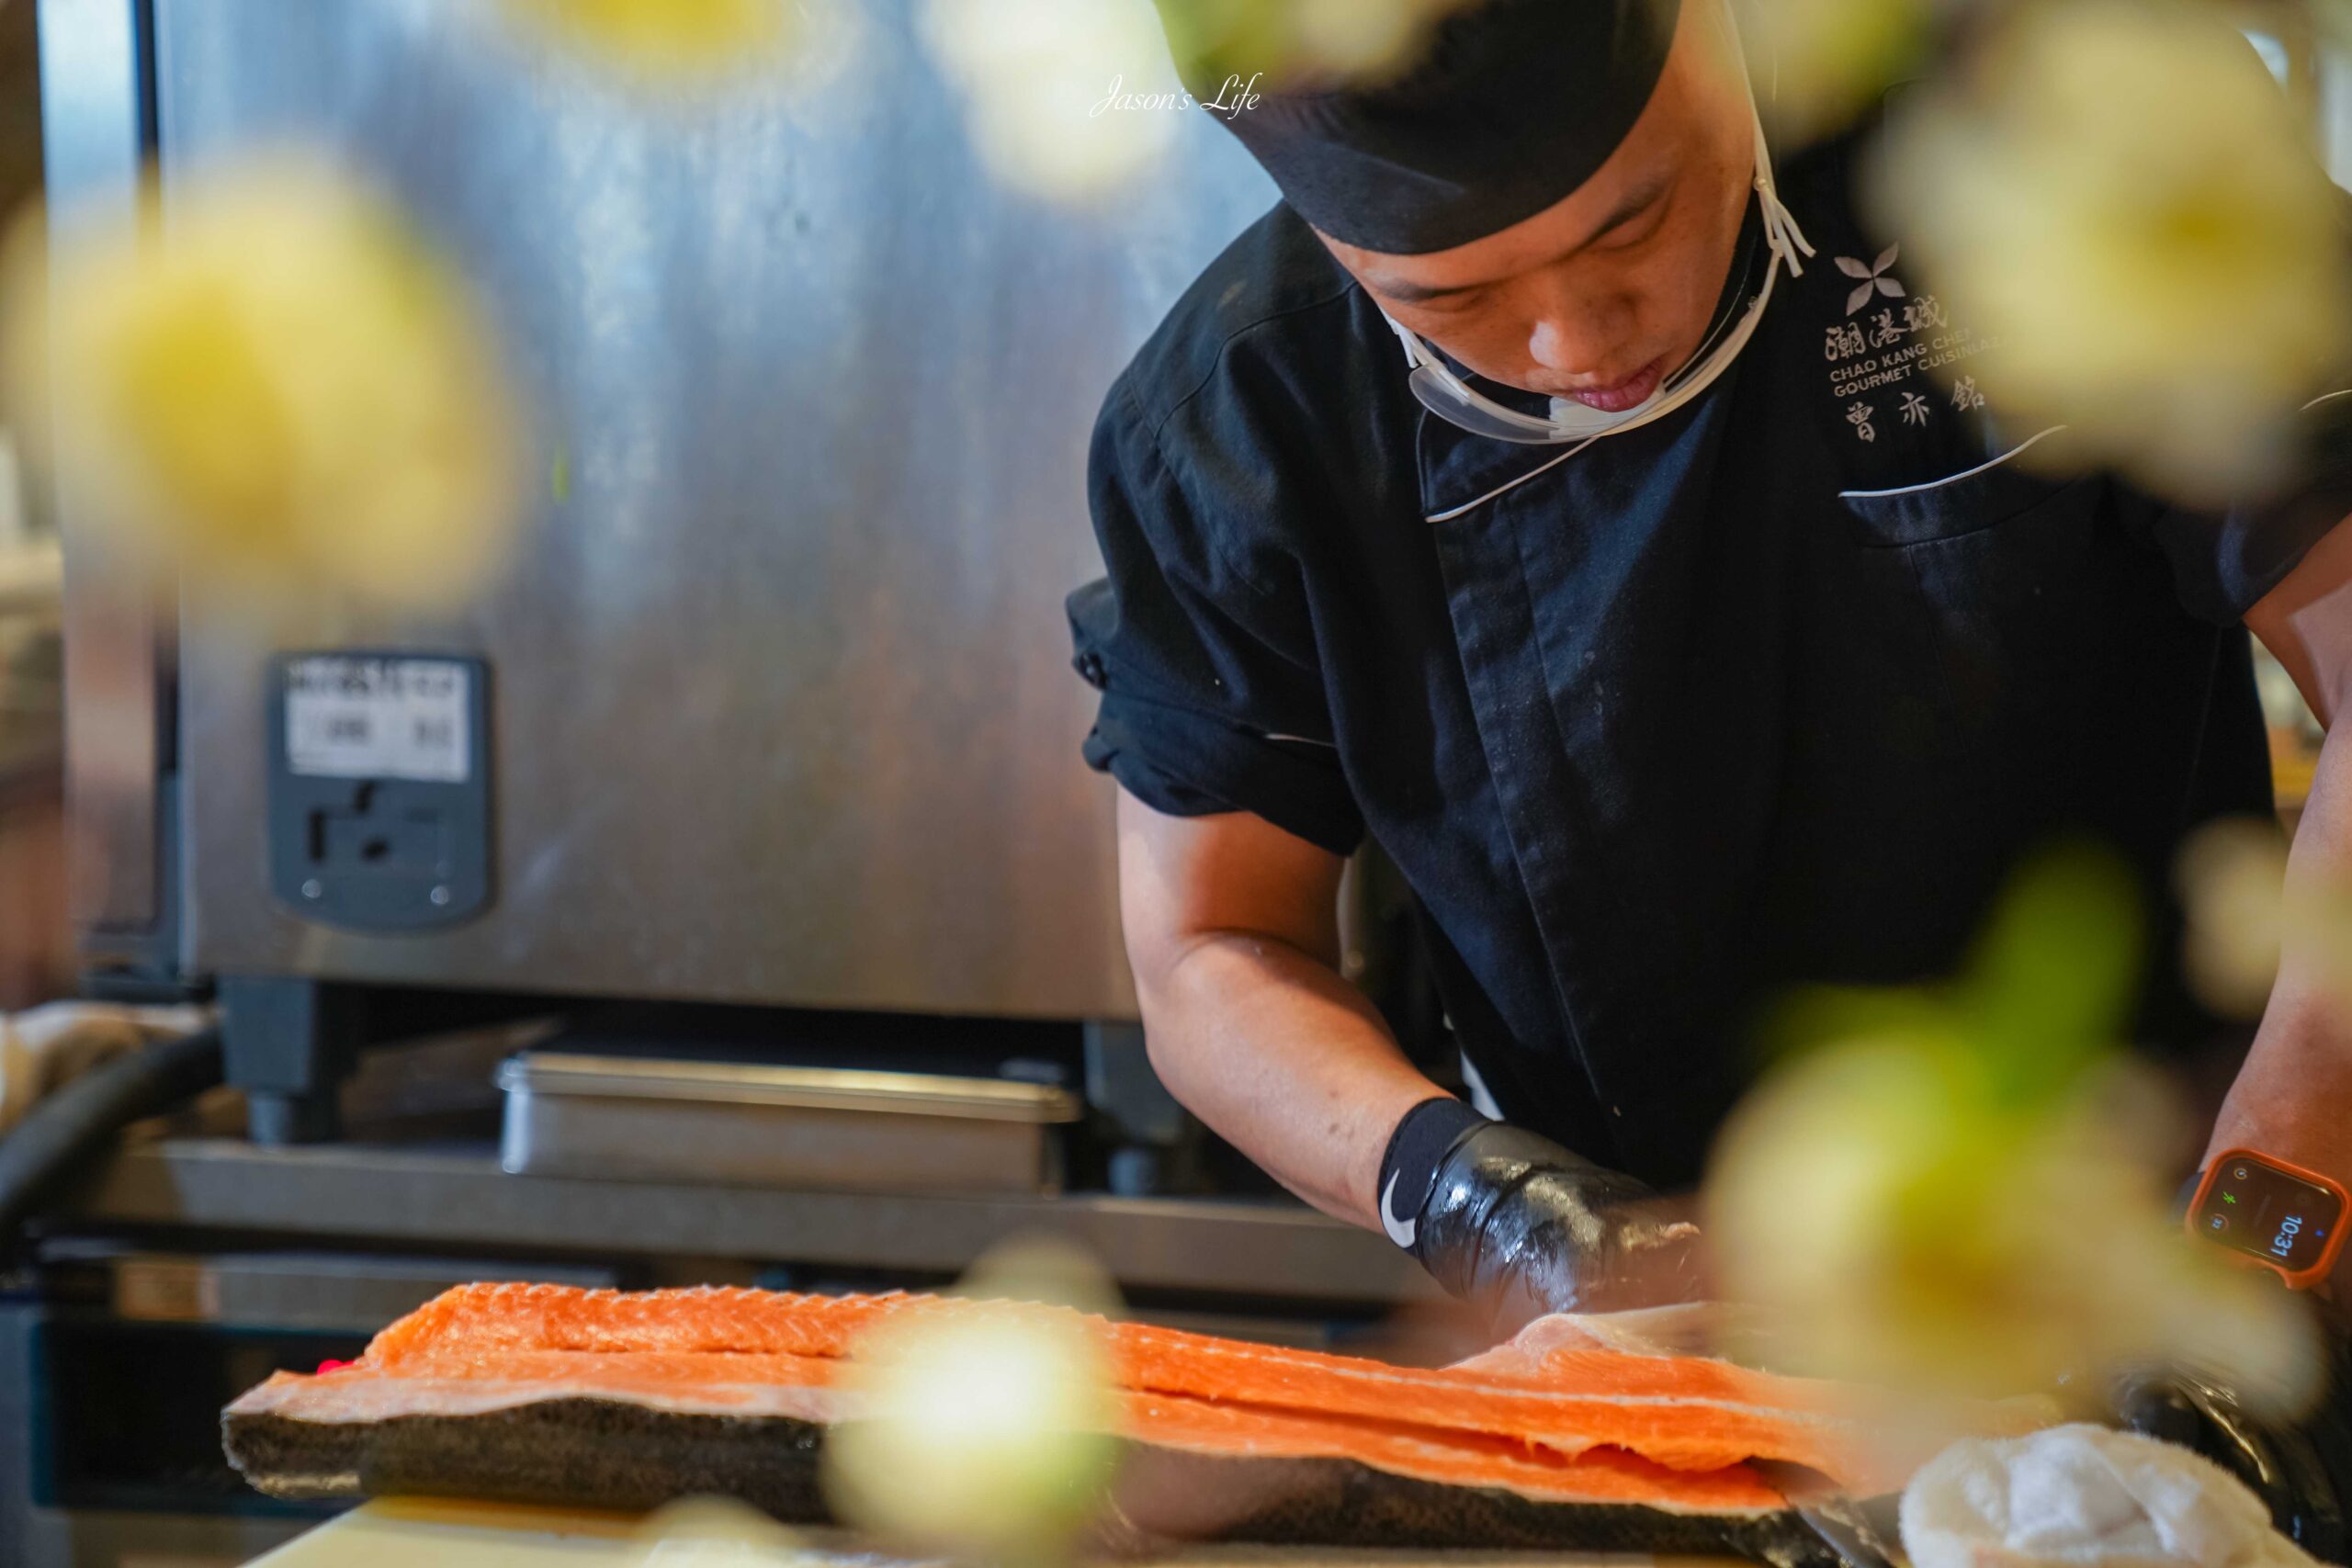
[2186, 1149, 2350, 1290]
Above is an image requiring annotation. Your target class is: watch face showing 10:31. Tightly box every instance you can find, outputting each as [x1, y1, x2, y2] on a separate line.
[2197, 1159, 2338, 1274]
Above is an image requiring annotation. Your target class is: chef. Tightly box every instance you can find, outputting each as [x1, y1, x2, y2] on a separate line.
[1067, 0, 2352, 1325]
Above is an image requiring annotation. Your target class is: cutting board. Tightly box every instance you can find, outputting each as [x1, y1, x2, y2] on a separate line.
[247, 1499, 1750, 1566]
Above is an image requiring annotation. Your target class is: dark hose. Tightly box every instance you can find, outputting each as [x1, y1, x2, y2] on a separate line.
[0, 1028, 224, 1257]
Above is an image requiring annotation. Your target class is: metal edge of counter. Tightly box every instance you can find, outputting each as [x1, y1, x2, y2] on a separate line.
[54, 1138, 1436, 1305]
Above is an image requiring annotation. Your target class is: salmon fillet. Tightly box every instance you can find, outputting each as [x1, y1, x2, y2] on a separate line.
[350, 1281, 1990, 1487]
[221, 1284, 2025, 1561]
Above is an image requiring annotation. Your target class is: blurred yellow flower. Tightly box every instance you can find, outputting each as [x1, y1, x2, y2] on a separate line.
[502, 0, 797, 81]
[1871, 0, 2352, 505]
[1155, 0, 1480, 94]
[1734, 0, 1935, 147]
[1, 156, 525, 615]
[1706, 848, 2321, 1414]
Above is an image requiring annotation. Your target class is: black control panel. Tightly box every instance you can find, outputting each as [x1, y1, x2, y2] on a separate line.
[266, 652, 492, 931]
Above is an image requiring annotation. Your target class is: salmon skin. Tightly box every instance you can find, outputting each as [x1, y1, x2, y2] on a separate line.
[219, 1284, 2007, 1562]
[224, 1402, 1837, 1562]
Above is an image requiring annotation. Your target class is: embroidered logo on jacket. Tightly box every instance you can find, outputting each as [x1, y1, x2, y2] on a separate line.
[1835, 243, 1906, 315]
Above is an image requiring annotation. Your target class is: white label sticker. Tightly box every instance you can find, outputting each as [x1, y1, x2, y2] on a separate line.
[285, 656, 471, 784]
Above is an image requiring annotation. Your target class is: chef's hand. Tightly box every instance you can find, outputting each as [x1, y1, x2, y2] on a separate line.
[1381, 1100, 1706, 1336]
[2113, 1313, 2352, 1553]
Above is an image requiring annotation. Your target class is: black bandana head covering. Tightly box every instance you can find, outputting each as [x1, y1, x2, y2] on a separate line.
[1161, 0, 1683, 256]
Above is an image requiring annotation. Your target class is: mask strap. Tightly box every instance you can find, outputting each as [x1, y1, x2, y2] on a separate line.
[1724, 0, 1814, 276]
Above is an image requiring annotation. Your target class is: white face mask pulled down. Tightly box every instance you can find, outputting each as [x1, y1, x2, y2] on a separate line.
[1380, 10, 1815, 449]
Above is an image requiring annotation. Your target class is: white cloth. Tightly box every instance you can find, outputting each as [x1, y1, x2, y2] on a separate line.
[1903, 1423, 2317, 1568]
[0, 1002, 215, 1135]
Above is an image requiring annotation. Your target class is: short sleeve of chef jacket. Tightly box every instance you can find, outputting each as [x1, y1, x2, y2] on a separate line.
[2120, 390, 2352, 624]
[1067, 373, 1364, 858]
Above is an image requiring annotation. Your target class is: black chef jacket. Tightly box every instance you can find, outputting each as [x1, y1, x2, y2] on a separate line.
[1068, 127, 2352, 1188]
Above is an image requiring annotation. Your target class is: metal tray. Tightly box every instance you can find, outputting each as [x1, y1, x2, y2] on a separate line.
[496, 1052, 1082, 1195]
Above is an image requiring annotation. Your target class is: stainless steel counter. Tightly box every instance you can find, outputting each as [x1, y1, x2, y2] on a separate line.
[14, 1141, 1436, 1568]
[58, 1138, 1433, 1305]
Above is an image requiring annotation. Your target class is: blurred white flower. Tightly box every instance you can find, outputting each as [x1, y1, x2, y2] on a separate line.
[822, 1301, 1123, 1557]
[2177, 814, 2352, 1018]
[1, 155, 526, 615]
[2177, 817, 2292, 1019]
[1706, 849, 2322, 1414]
[1871, 0, 2352, 505]
[921, 0, 1185, 203]
[822, 1237, 1125, 1557]
[1709, 1040, 2321, 1415]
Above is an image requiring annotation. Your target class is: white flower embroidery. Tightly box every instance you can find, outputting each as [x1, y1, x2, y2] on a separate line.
[1835, 243, 1906, 316]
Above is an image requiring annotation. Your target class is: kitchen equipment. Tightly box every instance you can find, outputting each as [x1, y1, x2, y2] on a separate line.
[35, 0, 1279, 1132]
[0, 1245, 620, 1567]
[496, 1051, 1083, 1194]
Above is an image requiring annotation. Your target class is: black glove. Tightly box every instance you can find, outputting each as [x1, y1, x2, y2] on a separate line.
[2112, 1302, 2352, 1562]
[1378, 1098, 1706, 1335]
[2114, 1362, 2352, 1562]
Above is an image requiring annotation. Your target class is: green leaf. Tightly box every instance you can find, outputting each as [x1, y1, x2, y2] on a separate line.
[1954, 840, 2143, 1105]
[1758, 840, 2142, 1111]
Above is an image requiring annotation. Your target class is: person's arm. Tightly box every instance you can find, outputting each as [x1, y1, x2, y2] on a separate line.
[2221, 517, 2352, 1292]
[1116, 789, 1705, 1325]
[1115, 791, 1444, 1227]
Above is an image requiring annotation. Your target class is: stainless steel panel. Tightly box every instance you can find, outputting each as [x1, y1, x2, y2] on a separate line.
[156, 0, 1277, 1017]
[36, 0, 168, 952]
[69, 1139, 1435, 1304]
[498, 1051, 1080, 1193]
[501, 1079, 1069, 1194]
[93, 1248, 620, 1329]
[503, 1052, 1086, 1119]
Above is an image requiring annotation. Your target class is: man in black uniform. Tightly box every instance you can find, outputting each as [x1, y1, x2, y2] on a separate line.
[1068, 0, 2352, 1326]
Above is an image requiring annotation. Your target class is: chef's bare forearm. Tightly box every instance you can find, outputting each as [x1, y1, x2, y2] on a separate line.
[2209, 716, 2352, 1160]
[1141, 926, 1448, 1225]
[1114, 792, 1448, 1228]
[2225, 532, 2352, 1183]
